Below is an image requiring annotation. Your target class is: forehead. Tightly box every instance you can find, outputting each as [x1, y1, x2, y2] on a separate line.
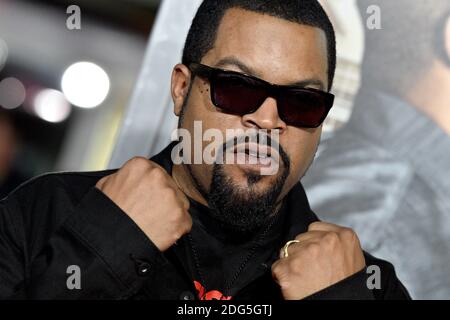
[201, 8, 329, 86]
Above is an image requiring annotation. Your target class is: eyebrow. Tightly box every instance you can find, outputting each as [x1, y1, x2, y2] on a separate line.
[214, 56, 326, 90]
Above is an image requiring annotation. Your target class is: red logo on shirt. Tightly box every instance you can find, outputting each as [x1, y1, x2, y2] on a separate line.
[194, 280, 232, 300]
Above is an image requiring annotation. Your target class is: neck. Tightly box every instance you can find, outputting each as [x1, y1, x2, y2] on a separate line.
[172, 164, 209, 207]
[406, 59, 450, 135]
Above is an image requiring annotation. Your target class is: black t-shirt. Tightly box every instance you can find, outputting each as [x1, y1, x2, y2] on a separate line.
[177, 197, 287, 300]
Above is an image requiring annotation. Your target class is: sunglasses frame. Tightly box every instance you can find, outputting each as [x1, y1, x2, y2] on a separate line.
[188, 62, 335, 128]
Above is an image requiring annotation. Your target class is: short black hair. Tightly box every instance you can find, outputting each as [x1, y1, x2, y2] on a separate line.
[357, 0, 450, 95]
[182, 0, 336, 91]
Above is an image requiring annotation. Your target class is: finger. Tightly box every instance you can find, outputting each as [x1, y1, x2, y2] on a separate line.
[171, 183, 191, 211]
[148, 160, 169, 174]
[279, 241, 302, 259]
[308, 221, 342, 233]
[148, 162, 187, 198]
[271, 259, 284, 279]
[183, 213, 193, 234]
[279, 247, 286, 259]
[279, 232, 321, 259]
[280, 231, 328, 258]
[96, 176, 108, 189]
[168, 183, 190, 210]
[124, 157, 153, 172]
[294, 230, 327, 242]
[146, 162, 191, 210]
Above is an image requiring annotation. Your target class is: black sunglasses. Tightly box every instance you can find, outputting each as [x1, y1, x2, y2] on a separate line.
[188, 63, 335, 128]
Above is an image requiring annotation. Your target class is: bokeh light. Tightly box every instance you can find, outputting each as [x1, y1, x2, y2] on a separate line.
[61, 61, 110, 109]
[0, 77, 26, 110]
[33, 89, 72, 123]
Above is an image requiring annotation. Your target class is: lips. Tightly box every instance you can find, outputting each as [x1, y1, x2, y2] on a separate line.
[233, 142, 276, 155]
[230, 143, 279, 166]
[246, 149, 270, 159]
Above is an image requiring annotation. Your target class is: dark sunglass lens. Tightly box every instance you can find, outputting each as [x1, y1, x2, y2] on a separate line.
[280, 89, 331, 128]
[212, 73, 267, 115]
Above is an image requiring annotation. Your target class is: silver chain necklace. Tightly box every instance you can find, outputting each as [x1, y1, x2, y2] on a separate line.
[187, 215, 279, 300]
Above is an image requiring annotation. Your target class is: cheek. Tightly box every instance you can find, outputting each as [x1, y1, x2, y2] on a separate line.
[188, 162, 214, 194]
[283, 130, 321, 177]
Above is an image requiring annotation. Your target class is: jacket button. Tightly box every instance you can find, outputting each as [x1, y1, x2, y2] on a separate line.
[136, 262, 151, 276]
[180, 291, 195, 300]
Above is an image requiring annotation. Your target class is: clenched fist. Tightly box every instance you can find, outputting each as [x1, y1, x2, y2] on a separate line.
[271, 222, 366, 300]
[96, 157, 192, 252]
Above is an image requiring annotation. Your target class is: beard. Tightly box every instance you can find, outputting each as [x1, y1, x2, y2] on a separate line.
[188, 143, 291, 235]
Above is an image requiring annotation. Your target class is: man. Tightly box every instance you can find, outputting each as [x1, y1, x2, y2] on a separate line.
[303, 0, 450, 299]
[0, 0, 409, 300]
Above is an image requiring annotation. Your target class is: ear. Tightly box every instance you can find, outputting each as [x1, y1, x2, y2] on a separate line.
[171, 64, 192, 117]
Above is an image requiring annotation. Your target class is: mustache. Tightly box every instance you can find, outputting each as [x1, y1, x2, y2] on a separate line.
[221, 131, 281, 154]
[216, 130, 290, 170]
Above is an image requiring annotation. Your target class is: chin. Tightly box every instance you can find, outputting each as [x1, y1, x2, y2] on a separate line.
[224, 164, 281, 191]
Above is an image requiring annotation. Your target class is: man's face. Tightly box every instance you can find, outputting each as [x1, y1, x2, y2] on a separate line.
[172, 8, 329, 231]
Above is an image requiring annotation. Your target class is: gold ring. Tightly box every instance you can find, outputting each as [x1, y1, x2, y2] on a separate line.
[283, 240, 300, 258]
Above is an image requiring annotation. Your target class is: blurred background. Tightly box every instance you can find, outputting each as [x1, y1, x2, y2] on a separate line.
[0, 0, 362, 199]
[0, 0, 159, 198]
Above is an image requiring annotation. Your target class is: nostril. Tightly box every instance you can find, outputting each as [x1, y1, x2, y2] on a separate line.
[241, 116, 260, 129]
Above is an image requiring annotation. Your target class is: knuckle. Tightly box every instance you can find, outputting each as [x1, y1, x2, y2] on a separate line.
[173, 207, 185, 220]
[149, 166, 167, 181]
[181, 196, 190, 210]
[323, 231, 340, 246]
[186, 215, 193, 228]
[308, 222, 322, 230]
[176, 221, 191, 238]
[295, 234, 303, 241]
[128, 157, 151, 169]
[288, 257, 303, 272]
[96, 176, 108, 188]
[306, 242, 321, 256]
[185, 221, 193, 233]
[339, 227, 357, 242]
[271, 261, 285, 276]
[163, 186, 178, 198]
[279, 281, 291, 291]
[172, 232, 183, 242]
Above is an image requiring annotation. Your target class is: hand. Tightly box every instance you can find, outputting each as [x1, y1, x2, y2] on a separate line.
[96, 157, 192, 252]
[271, 222, 366, 300]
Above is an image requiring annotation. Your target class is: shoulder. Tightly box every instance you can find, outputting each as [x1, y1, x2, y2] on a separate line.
[4, 169, 117, 204]
[363, 251, 412, 300]
[1, 170, 118, 236]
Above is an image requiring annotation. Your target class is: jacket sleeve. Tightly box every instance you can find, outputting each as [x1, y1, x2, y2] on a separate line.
[304, 254, 411, 300]
[0, 187, 169, 300]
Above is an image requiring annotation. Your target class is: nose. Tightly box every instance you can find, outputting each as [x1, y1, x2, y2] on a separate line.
[241, 97, 287, 132]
